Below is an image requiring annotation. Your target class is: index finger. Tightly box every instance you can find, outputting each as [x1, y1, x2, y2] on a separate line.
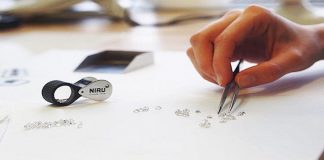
[212, 5, 272, 86]
[189, 10, 241, 82]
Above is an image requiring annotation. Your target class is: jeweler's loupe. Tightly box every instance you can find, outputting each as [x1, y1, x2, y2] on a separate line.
[42, 77, 112, 106]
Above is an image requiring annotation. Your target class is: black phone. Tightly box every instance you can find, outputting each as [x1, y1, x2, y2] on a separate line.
[0, 14, 21, 30]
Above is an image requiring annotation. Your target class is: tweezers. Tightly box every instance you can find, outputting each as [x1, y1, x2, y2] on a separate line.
[217, 59, 243, 114]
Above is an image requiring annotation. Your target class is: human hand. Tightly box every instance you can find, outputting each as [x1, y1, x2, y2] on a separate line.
[187, 5, 323, 88]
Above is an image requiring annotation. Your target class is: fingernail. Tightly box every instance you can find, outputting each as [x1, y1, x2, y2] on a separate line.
[237, 75, 256, 88]
[216, 75, 223, 86]
[213, 77, 218, 84]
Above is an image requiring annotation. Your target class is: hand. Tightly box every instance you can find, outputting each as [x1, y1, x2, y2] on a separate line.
[187, 5, 323, 88]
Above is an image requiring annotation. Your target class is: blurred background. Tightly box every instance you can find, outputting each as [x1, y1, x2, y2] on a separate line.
[1, 0, 324, 25]
[0, 0, 324, 54]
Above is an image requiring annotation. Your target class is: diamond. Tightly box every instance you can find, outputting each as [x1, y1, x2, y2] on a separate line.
[199, 119, 211, 128]
[207, 115, 213, 119]
[155, 106, 162, 110]
[237, 112, 246, 117]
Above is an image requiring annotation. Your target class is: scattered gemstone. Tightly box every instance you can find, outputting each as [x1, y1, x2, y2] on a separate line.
[155, 106, 162, 110]
[175, 109, 190, 117]
[24, 119, 82, 130]
[237, 112, 246, 117]
[199, 119, 211, 128]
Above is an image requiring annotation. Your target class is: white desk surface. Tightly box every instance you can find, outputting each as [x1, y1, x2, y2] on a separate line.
[0, 49, 323, 160]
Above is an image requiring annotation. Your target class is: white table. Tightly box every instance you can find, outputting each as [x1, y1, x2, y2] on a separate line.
[0, 49, 323, 160]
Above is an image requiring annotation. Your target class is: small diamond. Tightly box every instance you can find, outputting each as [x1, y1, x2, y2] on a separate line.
[77, 121, 83, 128]
[183, 109, 190, 117]
[133, 106, 150, 113]
[143, 106, 149, 112]
[155, 106, 162, 110]
[175, 109, 190, 117]
[199, 119, 211, 128]
[30, 122, 36, 129]
[69, 119, 76, 125]
[23, 119, 82, 130]
[48, 122, 54, 128]
[237, 112, 246, 117]
[24, 123, 32, 130]
[54, 121, 60, 127]
[42, 122, 49, 128]
[36, 121, 42, 128]
[218, 112, 237, 123]
[224, 114, 236, 120]
[175, 109, 182, 116]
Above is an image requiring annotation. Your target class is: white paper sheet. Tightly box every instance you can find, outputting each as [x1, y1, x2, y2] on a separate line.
[0, 107, 10, 144]
[0, 50, 323, 160]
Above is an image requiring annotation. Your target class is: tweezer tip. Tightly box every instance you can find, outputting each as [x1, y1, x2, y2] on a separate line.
[217, 102, 224, 114]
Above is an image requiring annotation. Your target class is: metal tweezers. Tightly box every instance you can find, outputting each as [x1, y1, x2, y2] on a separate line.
[217, 59, 243, 114]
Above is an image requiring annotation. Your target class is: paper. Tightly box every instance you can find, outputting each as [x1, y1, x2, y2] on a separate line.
[0, 50, 323, 160]
[0, 108, 10, 144]
[0, 43, 33, 68]
[0, 116, 9, 144]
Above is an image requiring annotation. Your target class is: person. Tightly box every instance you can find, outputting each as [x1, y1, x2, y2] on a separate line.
[187, 5, 324, 88]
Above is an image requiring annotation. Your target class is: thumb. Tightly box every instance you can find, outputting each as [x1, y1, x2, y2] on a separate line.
[236, 50, 307, 88]
[235, 61, 285, 88]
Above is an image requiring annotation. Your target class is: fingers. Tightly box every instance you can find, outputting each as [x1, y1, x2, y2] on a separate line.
[198, 9, 242, 40]
[188, 5, 278, 87]
[235, 61, 283, 88]
[186, 48, 217, 83]
[235, 49, 306, 88]
[213, 5, 272, 86]
[189, 37, 215, 80]
[189, 10, 241, 83]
